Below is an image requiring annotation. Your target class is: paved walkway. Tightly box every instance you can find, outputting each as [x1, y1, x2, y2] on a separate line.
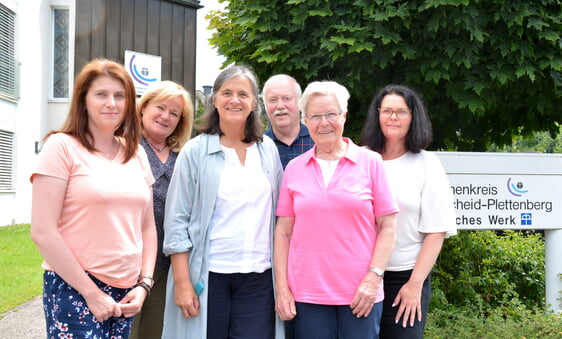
[0, 296, 45, 339]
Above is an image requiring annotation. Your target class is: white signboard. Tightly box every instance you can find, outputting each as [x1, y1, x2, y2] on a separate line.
[449, 174, 559, 229]
[124, 50, 161, 96]
[435, 152, 562, 230]
[435, 152, 562, 313]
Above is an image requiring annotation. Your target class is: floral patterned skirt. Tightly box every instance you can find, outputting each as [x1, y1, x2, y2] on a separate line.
[42, 270, 134, 339]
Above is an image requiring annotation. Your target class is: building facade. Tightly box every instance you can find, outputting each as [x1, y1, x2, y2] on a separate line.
[0, 0, 200, 225]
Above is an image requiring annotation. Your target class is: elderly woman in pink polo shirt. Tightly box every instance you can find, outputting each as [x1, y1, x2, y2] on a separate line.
[273, 80, 399, 338]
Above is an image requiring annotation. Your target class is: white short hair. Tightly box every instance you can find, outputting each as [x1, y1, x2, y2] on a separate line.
[261, 74, 302, 99]
[298, 81, 350, 116]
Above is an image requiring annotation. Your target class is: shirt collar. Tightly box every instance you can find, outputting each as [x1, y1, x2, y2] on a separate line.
[265, 122, 310, 142]
[207, 134, 223, 154]
[298, 123, 310, 137]
[303, 137, 358, 165]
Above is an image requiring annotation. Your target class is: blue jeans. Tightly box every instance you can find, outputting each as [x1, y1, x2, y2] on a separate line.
[42, 270, 134, 338]
[293, 301, 382, 339]
[207, 269, 275, 339]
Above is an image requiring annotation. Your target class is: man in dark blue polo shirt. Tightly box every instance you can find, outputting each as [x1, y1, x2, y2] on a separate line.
[262, 74, 314, 169]
[263, 74, 313, 338]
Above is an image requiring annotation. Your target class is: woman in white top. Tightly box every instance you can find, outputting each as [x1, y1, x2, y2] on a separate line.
[161, 65, 284, 338]
[360, 84, 457, 338]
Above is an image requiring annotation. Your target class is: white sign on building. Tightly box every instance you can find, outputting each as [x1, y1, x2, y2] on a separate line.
[124, 50, 161, 96]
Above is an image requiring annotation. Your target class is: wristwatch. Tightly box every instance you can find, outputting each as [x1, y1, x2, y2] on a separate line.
[369, 267, 385, 277]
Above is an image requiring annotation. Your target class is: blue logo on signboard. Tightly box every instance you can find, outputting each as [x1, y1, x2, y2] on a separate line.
[128, 55, 157, 86]
[507, 178, 529, 197]
[521, 213, 532, 225]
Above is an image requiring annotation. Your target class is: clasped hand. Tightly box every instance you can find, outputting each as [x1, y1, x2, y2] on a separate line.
[85, 287, 147, 322]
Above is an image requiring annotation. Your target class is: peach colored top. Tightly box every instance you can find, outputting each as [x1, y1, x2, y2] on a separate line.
[31, 133, 154, 288]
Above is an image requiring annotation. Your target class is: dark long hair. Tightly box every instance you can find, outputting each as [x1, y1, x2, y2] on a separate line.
[196, 65, 264, 143]
[360, 84, 432, 153]
[45, 58, 139, 163]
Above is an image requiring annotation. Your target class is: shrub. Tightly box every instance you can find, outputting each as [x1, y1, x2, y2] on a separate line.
[425, 304, 562, 338]
[431, 230, 545, 312]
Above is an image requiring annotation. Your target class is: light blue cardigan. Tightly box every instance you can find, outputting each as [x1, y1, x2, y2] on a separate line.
[162, 133, 285, 338]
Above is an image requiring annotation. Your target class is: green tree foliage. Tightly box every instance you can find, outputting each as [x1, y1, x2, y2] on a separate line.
[208, 0, 562, 150]
[489, 123, 562, 153]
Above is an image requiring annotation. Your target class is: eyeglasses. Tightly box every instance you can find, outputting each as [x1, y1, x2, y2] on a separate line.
[307, 112, 342, 123]
[378, 108, 411, 119]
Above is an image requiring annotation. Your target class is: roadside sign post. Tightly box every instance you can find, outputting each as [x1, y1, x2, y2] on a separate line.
[436, 152, 562, 313]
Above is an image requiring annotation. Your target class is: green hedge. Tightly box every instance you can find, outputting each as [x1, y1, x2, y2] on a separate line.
[424, 230, 562, 337]
[432, 230, 545, 312]
[425, 304, 562, 338]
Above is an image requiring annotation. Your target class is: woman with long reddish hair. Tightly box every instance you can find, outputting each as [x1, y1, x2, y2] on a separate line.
[31, 58, 157, 338]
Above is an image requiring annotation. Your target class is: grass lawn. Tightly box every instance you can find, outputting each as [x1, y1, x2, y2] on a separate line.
[0, 224, 43, 315]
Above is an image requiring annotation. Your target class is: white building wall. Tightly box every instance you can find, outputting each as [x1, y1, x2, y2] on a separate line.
[0, 0, 74, 225]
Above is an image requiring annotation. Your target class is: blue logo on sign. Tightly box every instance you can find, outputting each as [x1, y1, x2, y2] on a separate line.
[507, 178, 529, 197]
[128, 55, 157, 86]
[521, 213, 532, 225]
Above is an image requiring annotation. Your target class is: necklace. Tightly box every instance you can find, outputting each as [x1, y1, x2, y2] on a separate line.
[146, 139, 167, 152]
[318, 141, 347, 166]
[97, 138, 116, 158]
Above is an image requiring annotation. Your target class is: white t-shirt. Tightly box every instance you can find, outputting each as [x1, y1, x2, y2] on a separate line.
[208, 143, 273, 273]
[315, 158, 339, 186]
[384, 150, 457, 271]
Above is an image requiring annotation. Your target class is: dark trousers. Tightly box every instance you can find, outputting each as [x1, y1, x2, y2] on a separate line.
[207, 269, 275, 339]
[129, 267, 168, 339]
[380, 270, 431, 339]
[284, 319, 296, 339]
[293, 301, 382, 339]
